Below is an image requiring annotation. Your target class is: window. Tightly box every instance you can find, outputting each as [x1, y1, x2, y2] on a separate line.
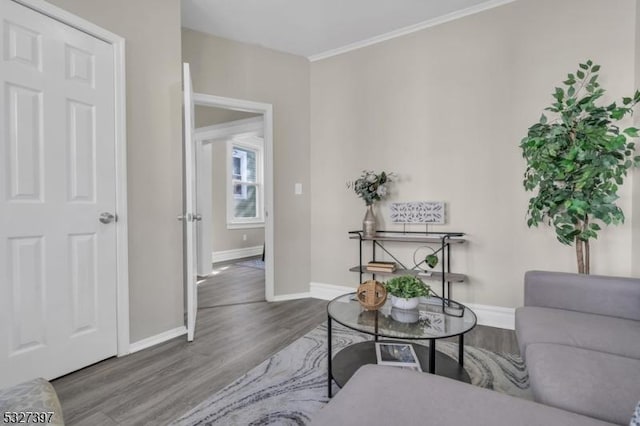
[227, 136, 264, 228]
[232, 149, 247, 199]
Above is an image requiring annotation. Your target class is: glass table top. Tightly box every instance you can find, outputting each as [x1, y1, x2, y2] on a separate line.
[327, 293, 477, 340]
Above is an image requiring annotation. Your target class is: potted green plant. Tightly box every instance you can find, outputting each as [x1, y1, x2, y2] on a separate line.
[384, 275, 430, 310]
[520, 60, 640, 274]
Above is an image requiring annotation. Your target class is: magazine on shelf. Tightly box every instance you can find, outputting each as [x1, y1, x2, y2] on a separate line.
[374, 342, 422, 371]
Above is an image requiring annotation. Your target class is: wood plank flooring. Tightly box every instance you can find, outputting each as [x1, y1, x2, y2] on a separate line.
[198, 257, 265, 308]
[53, 260, 323, 425]
[52, 259, 518, 425]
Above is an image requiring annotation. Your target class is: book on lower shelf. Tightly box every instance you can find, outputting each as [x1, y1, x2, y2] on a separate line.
[374, 342, 422, 372]
[366, 266, 396, 273]
[367, 261, 396, 272]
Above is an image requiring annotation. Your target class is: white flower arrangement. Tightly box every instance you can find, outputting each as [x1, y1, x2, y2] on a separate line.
[347, 170, 394, 206]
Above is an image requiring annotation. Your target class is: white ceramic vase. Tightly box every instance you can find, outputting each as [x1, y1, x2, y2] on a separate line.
[390, 295, 420, 310]
[390, 307, 419, 323]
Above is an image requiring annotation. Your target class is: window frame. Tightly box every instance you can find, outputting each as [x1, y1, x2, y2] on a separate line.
[226, 136, 264, 229]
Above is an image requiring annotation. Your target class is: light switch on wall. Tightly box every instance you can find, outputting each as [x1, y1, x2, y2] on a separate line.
[295, 183, 303, 195]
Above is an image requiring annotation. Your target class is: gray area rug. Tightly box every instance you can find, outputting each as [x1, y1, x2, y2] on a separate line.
[171, 323, 531, 425]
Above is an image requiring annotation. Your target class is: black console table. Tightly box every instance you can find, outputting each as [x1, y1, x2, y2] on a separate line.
[349, 230, 466, 300]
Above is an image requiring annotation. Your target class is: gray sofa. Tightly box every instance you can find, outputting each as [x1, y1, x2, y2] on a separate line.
[311, 365, 614, 426]
[516, 270, 640, 425]
[312, 270, 640, 426]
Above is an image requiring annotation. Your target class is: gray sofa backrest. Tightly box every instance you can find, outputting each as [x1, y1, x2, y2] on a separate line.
[524, 270, 640, 321]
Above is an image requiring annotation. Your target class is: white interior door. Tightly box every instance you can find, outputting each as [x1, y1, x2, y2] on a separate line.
[183, 63, 198, 342]
[196, 141, 213, 276]
[0, 0, 118, 386]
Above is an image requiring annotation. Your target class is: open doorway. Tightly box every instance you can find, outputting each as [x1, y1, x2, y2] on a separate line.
[181, 81, 275, 341]
[194, 105, 266, 307]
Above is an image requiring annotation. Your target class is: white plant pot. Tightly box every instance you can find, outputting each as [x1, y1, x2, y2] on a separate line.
[390, 295, 420, 310]
[390, 307, 419, 323]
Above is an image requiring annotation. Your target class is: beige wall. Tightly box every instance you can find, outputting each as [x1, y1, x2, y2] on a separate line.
[210, 141, 265, 252]
[182, 29, 311, 295]
[47, 0, 184, 341]
[633, 0, 640, 278]
[310, 0, 637, 308]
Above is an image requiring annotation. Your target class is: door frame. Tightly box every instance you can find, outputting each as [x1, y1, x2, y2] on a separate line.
[13, 0, 130, 355]
[192, 94, 275, 301]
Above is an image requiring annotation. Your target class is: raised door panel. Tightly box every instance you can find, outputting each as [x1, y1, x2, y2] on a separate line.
[69, 234, 97, 336]
[7, 236, 46, 356]
[5, 83, 43, 201]
[67, 100, 95, 202]
[3, 20, 41, 70]
[65, 44, 94, 87]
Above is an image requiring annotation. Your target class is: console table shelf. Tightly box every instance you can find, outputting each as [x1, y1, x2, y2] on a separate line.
[348, 266, 466, 283]
[348, 234, 465, 245]
[349, 230, 467, 300]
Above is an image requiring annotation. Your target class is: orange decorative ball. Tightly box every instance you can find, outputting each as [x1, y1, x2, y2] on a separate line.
[356, 280, 387, 310]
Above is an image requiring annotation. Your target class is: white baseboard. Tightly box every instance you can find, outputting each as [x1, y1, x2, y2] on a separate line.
[310, 282, 356, 301]
[129, 326, 187, 353]
[271, 292, 311, 302]
[309, 282, 515, 330]
[211, 246, 263, 263]
[465, 303, 515, 330]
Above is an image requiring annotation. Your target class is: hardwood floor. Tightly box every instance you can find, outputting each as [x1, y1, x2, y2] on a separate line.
[52, 259, 518, 425]
[198, 257, 265, 308]
[52, 260, 323, 425]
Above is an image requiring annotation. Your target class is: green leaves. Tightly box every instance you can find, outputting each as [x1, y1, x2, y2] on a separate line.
[520, 60, 639, 249]
[424, 254, 439, 269]
[384, 276, 430, 299]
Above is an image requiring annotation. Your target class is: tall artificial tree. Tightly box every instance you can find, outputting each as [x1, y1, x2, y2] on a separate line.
[520, 60, 640, 274]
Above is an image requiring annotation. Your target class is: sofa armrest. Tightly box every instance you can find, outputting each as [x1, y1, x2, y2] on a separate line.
[524, 270, 640, 321]
[0, 378, 64, 425]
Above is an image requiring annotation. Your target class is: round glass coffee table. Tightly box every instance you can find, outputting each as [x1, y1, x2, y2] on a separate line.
[326, 293, 477, 397]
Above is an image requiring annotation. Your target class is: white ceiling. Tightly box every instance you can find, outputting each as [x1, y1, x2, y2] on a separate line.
[181, 0, 510, 59]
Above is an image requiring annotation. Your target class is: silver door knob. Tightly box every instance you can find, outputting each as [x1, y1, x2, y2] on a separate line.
[194, 214, 202, 221]
[99, 212, 116, 224]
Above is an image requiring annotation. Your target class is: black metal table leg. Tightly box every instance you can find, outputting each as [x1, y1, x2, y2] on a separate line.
[374, 311, 379, 342]
[429, 339, 436, 374]
[459, 334, 464, 366]
[327, 315, 332, 398]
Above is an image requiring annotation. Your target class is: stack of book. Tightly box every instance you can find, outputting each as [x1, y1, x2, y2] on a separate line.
[366, 261, 397, 273]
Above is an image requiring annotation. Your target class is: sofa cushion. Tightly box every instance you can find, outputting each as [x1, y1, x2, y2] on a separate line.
[516, 306, 640, 359]
[0, 378, 64, 425]
[527, 343, 640, 425]
[310, 365, 614, 426]
[524, 271, 640, 321]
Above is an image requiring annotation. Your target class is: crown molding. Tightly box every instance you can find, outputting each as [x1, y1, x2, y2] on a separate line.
[308, 0, 518, 62]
